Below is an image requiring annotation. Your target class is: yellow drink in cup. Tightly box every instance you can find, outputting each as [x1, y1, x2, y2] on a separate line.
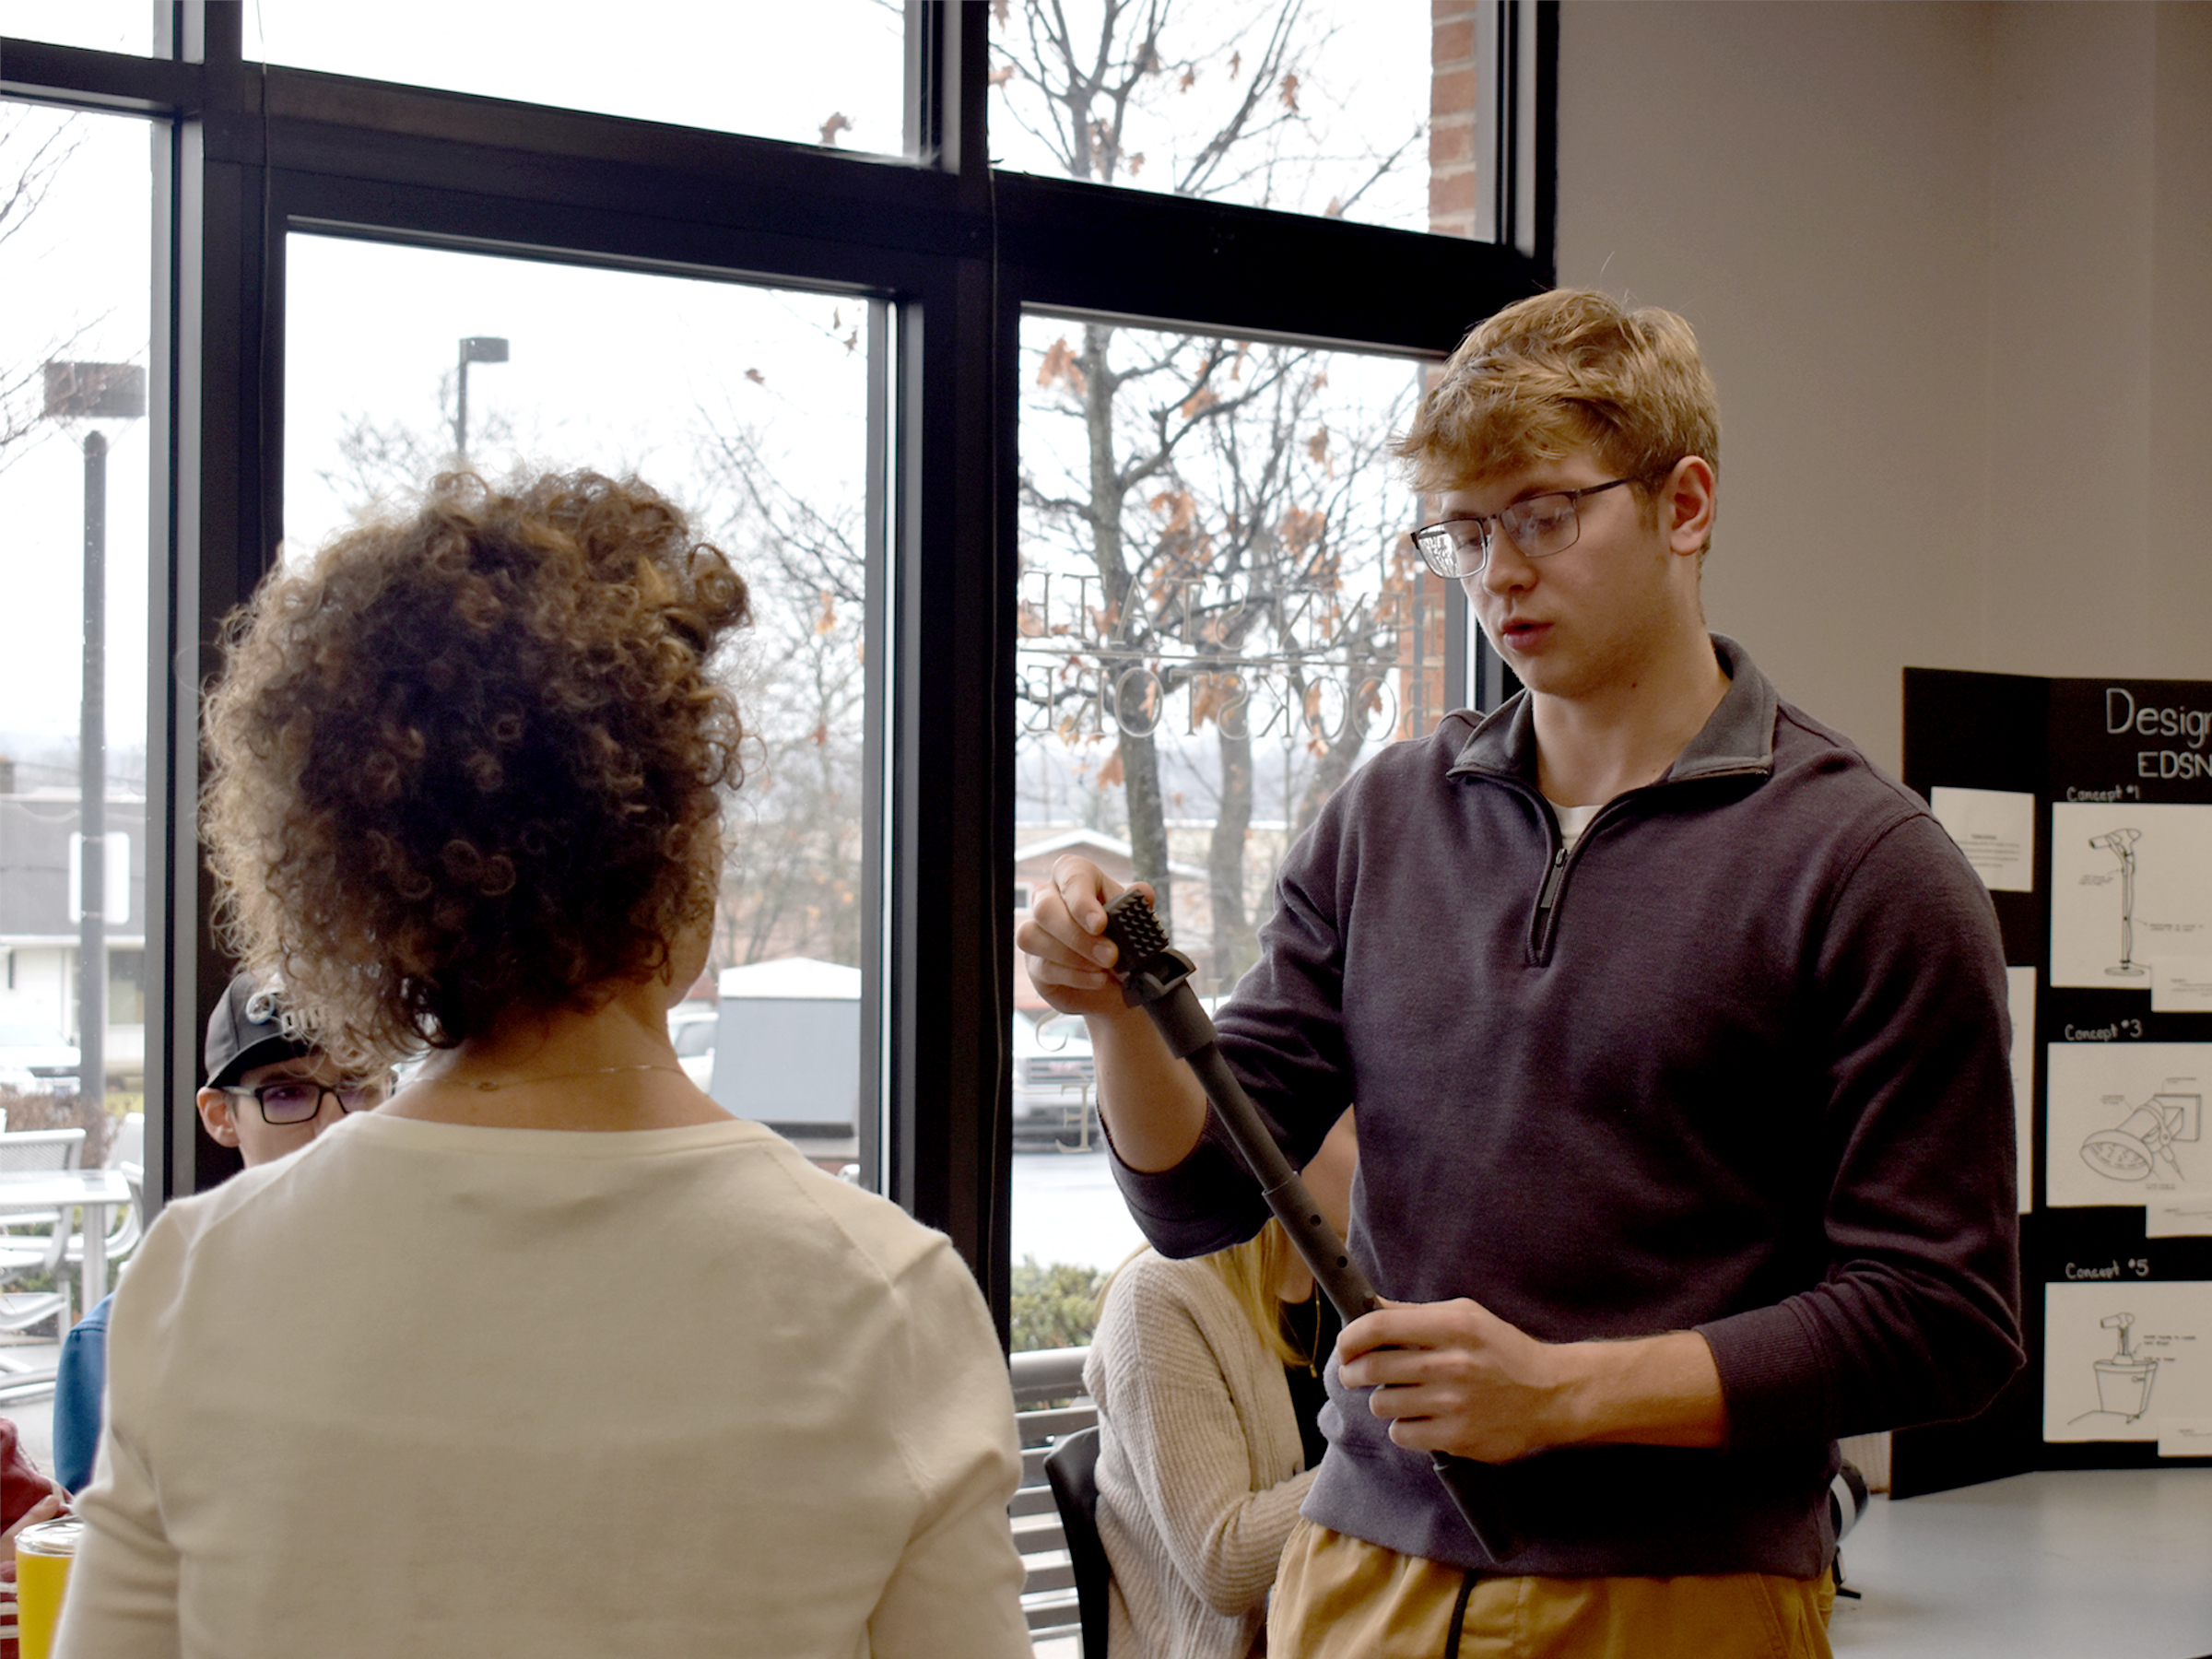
[15, 1515, 82, 1659]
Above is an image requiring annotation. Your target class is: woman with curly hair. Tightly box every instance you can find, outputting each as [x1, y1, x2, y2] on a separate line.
[56, 473, 1030, 1659]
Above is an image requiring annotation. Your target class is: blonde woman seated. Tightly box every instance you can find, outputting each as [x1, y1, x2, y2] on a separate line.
[1085, 1111, 1356, 1659]
[57, 473, 1029, 1659]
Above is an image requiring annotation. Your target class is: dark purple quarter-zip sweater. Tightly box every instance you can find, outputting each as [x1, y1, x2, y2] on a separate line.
[1112, 636, 2023, 1580]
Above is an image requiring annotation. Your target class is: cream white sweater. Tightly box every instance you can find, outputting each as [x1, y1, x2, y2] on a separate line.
[57, 1112, 1029, 1658]
[1083, 1250, 1315, 1659]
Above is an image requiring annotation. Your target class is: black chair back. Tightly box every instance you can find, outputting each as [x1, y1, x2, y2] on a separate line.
[1043, 1425, 1109, 1659]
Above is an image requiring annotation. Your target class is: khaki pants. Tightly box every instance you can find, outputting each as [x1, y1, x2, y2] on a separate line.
[1269, 1520, 1836, 1659]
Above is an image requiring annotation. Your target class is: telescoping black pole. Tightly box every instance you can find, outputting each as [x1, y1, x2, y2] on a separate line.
[1100, 890, 1521, 1563]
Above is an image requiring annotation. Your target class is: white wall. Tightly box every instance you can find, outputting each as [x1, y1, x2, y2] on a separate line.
[1554, 1, 2212, 771]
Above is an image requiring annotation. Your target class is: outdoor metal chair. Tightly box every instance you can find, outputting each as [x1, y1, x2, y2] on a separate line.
[0, 1127, 87, 1291]
[64, 1171, 142, 1283]
[0, 1288, 70, 1365]
[0, 1127, 87, 1355]
[104, 1112, 143, 1174]
[0, 1128, 86, 1175]
[65, 1114, 144, 1277]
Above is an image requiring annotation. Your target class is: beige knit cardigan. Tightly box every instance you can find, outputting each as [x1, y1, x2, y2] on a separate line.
[1082, 1248, 1317, 1659]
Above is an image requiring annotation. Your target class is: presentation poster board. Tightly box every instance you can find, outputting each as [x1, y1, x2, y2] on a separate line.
[1895, 670, 2212, 1497]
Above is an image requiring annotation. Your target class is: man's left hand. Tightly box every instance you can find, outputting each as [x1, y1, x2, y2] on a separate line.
[1337, 1299, 1728, 1464]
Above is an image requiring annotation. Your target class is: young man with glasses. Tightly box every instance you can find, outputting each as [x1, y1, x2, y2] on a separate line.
[1021, 288, 2022, 1656]
[52, 973, 388, 1495]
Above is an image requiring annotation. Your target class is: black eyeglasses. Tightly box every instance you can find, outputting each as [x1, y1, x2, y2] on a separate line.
[1412, 477, 1648, 579]
[222, 1077, 391, 1125]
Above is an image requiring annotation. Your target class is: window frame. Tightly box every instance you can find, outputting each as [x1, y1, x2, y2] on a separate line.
[1, 0, 1555, 1341]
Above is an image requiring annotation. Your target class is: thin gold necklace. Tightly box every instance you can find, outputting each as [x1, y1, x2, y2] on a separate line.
[420, 1063, 688, 1094]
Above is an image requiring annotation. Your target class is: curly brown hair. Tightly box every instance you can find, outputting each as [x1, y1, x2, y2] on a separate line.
[202, 471, 751, 1072]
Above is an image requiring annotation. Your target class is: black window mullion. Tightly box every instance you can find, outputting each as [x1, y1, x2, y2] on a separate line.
[858, 298, 893, 1206]
[171, 97, 272, 1201]
[0, 37, 198, 112]
[147, 110, 187, 1212]
[998, 171, 1547, 350]
[884, 0, 1008, 1318]
[1533, 0, 1559, 285]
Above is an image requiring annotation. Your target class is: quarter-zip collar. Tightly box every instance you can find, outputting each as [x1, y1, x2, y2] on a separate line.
[1444, 635, 1780, 966]
[1445, 633, 1778, 787]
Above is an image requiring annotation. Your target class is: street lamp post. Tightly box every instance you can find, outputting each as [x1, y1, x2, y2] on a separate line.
[453, 335, 510, 465]
[43, 361, 146, 1107]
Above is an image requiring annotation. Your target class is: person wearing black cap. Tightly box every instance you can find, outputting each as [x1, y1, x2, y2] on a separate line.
[190, 971, 390, 1169]
[49, 972, 388, 1495]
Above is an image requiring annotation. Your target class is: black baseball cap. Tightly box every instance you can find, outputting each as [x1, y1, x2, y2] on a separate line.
[203, 972, 314, 1089]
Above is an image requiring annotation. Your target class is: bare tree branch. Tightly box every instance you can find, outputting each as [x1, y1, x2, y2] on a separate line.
[317, 371, 517, 519]
[0, 109, 115, 476]
[1000, 0, 1428, 971]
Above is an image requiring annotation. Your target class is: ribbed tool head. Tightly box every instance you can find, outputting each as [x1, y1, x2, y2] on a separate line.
[1102, 889, 1171, 969]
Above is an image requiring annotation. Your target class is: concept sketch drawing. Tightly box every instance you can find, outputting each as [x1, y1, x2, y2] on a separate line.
[2080, 1084, 2201, 1183]
[2079, 1312, 2160, 1424]
[2089, 828, 2148, 977]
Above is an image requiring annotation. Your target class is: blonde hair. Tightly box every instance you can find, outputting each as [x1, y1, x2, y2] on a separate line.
[1396, 288, 1720, 549]
[1100, 1219, 1312, 1368]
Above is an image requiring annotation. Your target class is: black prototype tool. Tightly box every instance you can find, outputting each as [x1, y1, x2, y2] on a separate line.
[1100, 888, 1521, 1563]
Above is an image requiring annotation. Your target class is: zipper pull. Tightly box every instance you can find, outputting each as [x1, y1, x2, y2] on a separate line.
[1536, 845, 1568, 912]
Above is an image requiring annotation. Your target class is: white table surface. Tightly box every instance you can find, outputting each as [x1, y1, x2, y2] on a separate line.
[0, 1169, 134, 1309]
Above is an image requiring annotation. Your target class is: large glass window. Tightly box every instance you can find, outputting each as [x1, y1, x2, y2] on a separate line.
[0, 2, 154, 56]
[4, 0, 1549, 1324]
[989, 0, 1433, 231]
[286, 238, 877, 1179]
[0, 100, 156, 1132]
[1007, 313, 1447, 1341]
[250, 1, 911, 157]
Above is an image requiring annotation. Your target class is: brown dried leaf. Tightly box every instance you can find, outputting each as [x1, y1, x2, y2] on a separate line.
[1038, 336, 1088, 394]
[1188, 676, 1227, 730]
[1148, 489, 1197, 534]
[1280, 505, 1327, 554]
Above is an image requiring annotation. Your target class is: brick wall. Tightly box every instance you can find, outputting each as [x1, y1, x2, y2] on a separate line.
[1430, 2, 1485, 238]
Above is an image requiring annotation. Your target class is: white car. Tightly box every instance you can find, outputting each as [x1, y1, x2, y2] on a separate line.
[668, 1005, 716, 1090]
[1010, 1011, 1098, 1148]
[0, 1026, 81, 1095]
[1006, 995, 1240, 1150]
